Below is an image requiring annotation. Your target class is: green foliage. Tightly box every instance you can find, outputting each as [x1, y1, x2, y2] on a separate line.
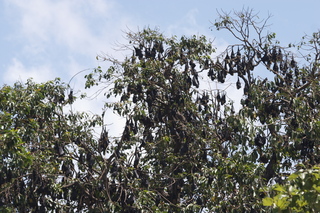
[0, 79, 100, 212]
[84, 26, 266, 211]
[2, 8, 320, 212]
[83, 13, 320, 210]
[263, 165, 320, 212]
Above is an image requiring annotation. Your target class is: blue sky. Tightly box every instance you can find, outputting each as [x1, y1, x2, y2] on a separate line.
[1, 0, 319, 134]
[1, 0, 319, 86]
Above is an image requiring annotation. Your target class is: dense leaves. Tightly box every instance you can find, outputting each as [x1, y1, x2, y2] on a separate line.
[0, 79, 101, 212]
[85, 26, 267, 211]
[85, 10, 320, 211]
[263, 165, 320, 212]
[2, 8, 320, 212]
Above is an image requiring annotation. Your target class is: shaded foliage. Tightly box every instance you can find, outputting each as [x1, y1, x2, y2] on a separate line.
[1, 8, 320, 212]
[0, 79, 101, 212]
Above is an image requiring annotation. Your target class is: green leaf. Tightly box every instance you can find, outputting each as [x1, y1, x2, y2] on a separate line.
[274, 184, 286, 192]
[288, 173, 299, 181]
[313, 185, 320, 192]
[262, 197, 274, 206]
[275, 195, 290, 210]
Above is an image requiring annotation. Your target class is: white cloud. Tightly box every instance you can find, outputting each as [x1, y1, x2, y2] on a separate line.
[86, 0, 114, 15]
[185, 8, 199, 26]
[5, 0, 132, 81]
[4, 58, 55, 84]
[7, 0, 124, 56]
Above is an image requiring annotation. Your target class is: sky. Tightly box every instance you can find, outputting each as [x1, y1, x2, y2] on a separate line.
[1, 0, 320, 136]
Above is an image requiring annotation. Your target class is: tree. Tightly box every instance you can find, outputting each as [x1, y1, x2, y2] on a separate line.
[263, 164, 320, 212]
[2, 8, 320, 212]
[85, 29, 235, 212]
[84, 9, 320, 212]
[0, 79, 101, 212]
[213, 9, 320, 174]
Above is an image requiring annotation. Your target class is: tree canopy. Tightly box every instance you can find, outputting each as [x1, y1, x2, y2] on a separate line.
[1, 9, 320, 212]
